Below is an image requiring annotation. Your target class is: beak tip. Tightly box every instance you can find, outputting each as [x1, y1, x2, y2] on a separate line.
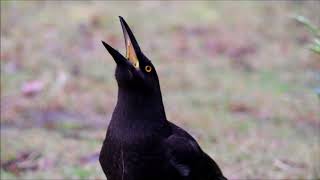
[101, 40, 114, 53]
[101, 40, 110, 48]
[119, 16, 124, 22]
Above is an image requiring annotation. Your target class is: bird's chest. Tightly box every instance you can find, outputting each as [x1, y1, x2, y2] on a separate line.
[106, 119, 163, 148]
[101, 121, 168, 180]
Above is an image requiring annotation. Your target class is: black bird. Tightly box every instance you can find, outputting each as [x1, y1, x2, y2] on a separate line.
[99, 17, 227, 180]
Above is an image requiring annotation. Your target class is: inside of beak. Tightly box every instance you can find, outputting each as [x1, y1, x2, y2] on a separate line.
[120, 22, 139, 69]
[125, 39, 139, 68]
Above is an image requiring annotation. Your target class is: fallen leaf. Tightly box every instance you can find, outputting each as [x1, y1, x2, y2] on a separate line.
[21, 80, 44, 97]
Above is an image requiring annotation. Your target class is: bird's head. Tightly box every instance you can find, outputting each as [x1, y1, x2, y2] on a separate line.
[102, 17, 160, 94]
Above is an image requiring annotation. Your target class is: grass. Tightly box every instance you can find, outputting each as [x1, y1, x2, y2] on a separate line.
[1, 1, 320, 179]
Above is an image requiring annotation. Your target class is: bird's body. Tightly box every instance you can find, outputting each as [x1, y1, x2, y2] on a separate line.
[100, 17, 227, 180]
[101, 119, 225, 180]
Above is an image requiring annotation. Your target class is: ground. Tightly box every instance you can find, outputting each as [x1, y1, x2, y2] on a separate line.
[1, 1, 320, 179]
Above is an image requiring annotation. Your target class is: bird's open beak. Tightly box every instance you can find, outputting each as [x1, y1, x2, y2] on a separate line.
[119, 16, 141, 69]
[102, 16, 142, 69]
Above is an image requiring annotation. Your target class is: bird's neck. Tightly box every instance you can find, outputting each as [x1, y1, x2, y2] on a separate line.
[113, 87, 167, 123]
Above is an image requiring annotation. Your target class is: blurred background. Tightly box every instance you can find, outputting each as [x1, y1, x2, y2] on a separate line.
[1, 1, 319, 179]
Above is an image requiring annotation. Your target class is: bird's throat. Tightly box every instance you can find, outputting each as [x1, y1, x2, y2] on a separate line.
[114, 88, 167, 123]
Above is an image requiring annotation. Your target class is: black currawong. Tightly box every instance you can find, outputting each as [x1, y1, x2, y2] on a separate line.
[99, 16, 228, 180]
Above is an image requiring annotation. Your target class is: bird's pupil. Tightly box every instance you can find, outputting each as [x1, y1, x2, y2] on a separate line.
[145, 66, 152, 72]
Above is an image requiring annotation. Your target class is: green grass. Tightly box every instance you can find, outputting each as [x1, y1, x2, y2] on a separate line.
[1, 1, 320, 179]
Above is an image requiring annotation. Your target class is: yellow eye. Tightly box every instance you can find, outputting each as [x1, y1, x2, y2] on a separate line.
[145, 65, 152, 72]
